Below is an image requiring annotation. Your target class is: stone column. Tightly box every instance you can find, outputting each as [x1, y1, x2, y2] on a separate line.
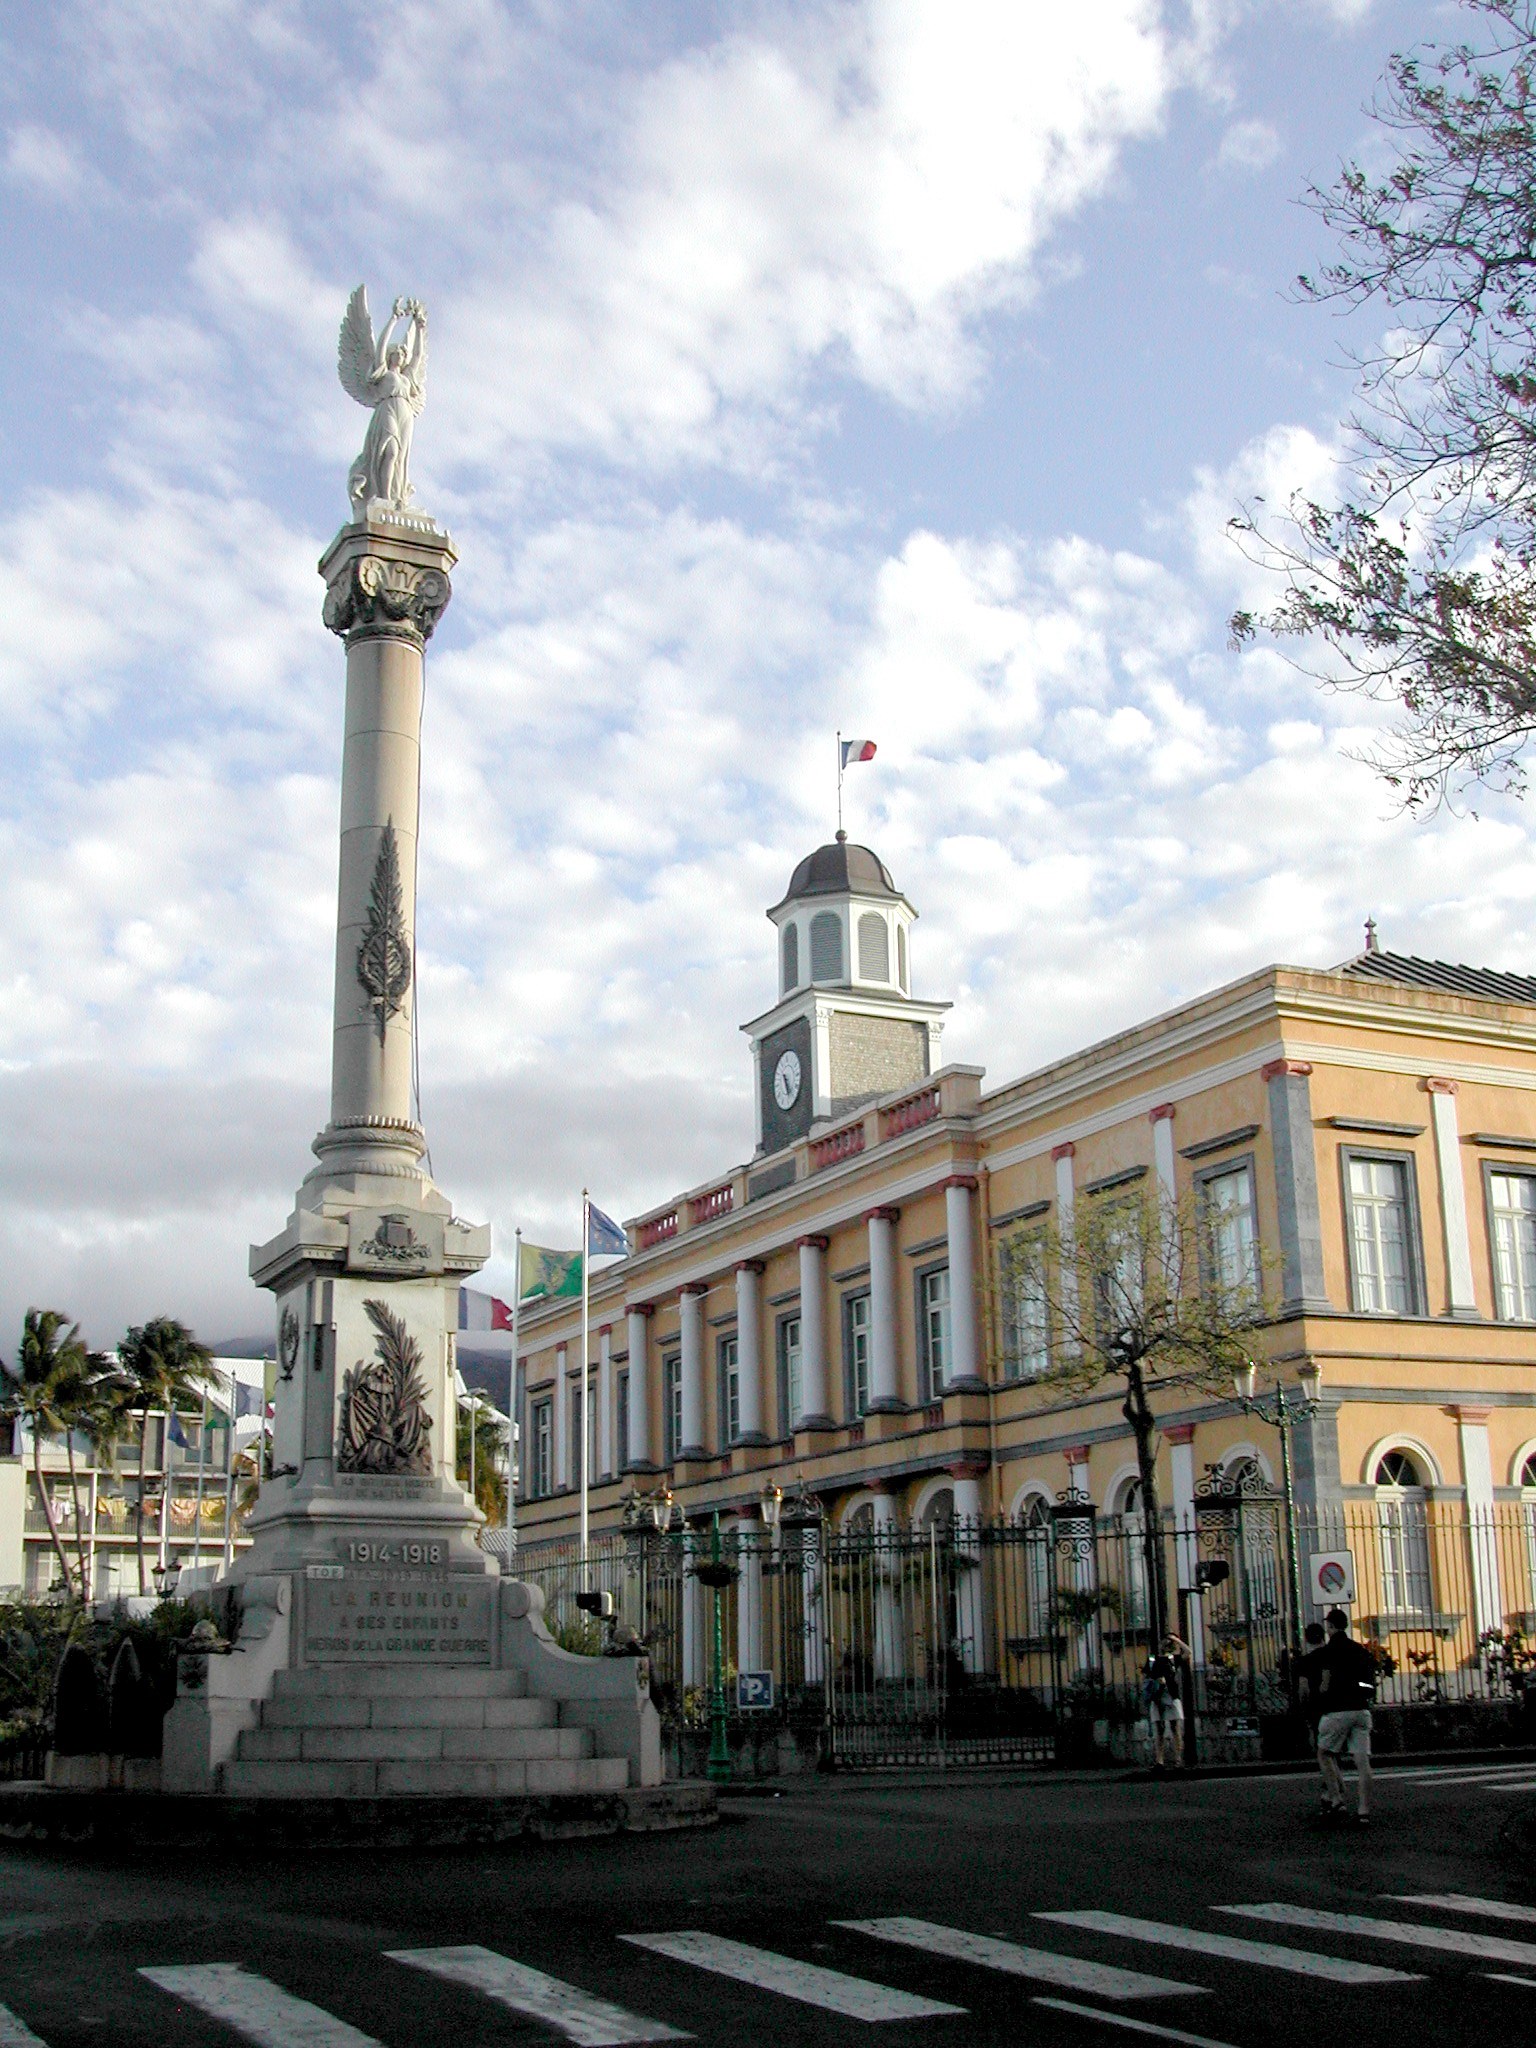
[866, 1207, 902, 1410]
[1455, 1404, 1503, 1634]
[552, 1346, 570, 1492]
[678, 1287, 708, 1459]
[598, 1325, 614, 1480]
[1165, 1422, 1205, 1667]
[950, 1463, 989, 1676]
[736, 1510, 764, 1673]
[872, 1491, 904, 1680]
[309, 519, 455, 1192]
[1263, 1059, 1330, 1315]
[626, 1305, 655, 1470]
[1151, 1103, 1177, 1203]
[1425, 1079, 1479, 1317]
[797, 1237, 832, 1426]
[1053, 1144, 1078, 1339]
[735, 1263, 768, 1445]
[943, 1176, 984, 1390]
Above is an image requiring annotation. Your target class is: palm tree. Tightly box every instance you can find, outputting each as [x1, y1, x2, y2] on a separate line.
[67, 1357, 130, 1600]
[115, 1318, 218, 1595]
[0, 1311, 103, 1599]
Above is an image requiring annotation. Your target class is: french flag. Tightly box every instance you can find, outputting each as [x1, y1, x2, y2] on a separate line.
[840, 738, 877, 767]
[458, 1286, 516, 1332]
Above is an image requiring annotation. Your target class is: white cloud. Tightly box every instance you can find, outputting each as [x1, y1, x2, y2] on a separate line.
[1215, 116, 1281, 170]
[5, 123, 90, 198]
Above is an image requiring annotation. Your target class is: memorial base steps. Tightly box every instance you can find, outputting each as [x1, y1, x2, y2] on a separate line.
[217, 1663, 631, 1799]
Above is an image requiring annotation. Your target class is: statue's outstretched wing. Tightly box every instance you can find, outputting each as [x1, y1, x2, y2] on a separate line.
[338, 285, 376, 407]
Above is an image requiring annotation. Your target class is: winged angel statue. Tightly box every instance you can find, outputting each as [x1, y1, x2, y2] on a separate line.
[338, 285, 427, 514]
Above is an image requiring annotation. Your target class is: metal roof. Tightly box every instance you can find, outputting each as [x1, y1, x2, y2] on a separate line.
[1339, 948, 1536, 1006]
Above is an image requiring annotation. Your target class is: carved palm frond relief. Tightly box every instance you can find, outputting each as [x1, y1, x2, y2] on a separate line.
[356, 819, 412, 1047]
[337, 1296, 433, 1476]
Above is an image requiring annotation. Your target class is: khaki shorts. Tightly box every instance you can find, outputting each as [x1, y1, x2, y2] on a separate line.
[1316, 1708, 1372, 1759]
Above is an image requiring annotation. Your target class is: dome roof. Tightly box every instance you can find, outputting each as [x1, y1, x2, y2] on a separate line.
[769, 833, 903, 914]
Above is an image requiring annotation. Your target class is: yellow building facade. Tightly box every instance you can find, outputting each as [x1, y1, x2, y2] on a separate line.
[514, 840, 1536, 1672]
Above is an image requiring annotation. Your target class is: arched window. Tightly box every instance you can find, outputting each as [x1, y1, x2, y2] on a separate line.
[844, 1499, 875, 1533]
[1114, 1478, 1151, 1630]
[897, 923, 908, 991]
[1522, 1453, 1536, 1593]
[1018, 1493, 1053, 1634]
[918, 1486, 954, 1530]
[1521, 1452, 1536, 1489]
[781, 922, 799, 994]
[809, 910, 843, 982]
[1374, 1448, 1432, 1615]
[857, 911, 889, 981]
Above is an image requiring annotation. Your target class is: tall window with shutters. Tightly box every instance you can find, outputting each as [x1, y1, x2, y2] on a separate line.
[1489, 1169, 1536, 1321]
[1344, 1153, 1421, 1314]
[809, 910, 843, 982]
[917, 1265, 950, 1401]
[1198, 1159, 1260, 1302]
[1374, 1447, 1433, 1614]
[843, 1292, 871, 1416]
[662, 1351, 682, 1466]
[529, 1399, 552, 1498]
[718, 1334, 740, 1447]
[999, 1232, 1050, 1380]
[780, 922, 799, 995]
[857, 911, 889, 981]
[615, 1370, 629, 1472]
[777, 1314, 802, 1432]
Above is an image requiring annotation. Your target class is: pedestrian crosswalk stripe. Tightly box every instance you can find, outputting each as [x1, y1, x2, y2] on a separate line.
[139, 1965, 383, 2048]
[1032, 1996, 1239, 2048]
[0, 2003, 49, 2047]
[1034, 1913, 1418, 1985]
[1479, 1781, 1536, 1792]
[1382, 1764, 1536, 1784]
[619, 1933, 964, 2022]
[1389, 1894, 1536, 1926]
[1219, 1905, 1536, 1970]
[386, 1946, 688, 2046]
[836, 1918, 1206, 2001]
[1484, 1973, 1536, 1987]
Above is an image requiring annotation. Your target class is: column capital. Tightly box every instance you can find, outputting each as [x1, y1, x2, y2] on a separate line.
[598, 1323, 613, 1338]
[679, 1282, 710, 1300]
[946, 1456, 989, 1481]
[1051, 1142, 1076, 1163]
[625, 1302, 656, 1320]
[943, 1174, 979, 1193]
[864, 1205, 902, 1225]
[1422, 1076, 1459, 1095]
[1449, 1403, 1492, 1423]
[1262, 1058, 1313, 1081]
[1063, 1442, 1091, 1466]
[319, 518, 456, 647]
[1164, 1423, 1196, 1445]
[735, 1259, 766, 1277]
[798, 1234, 830, 1252]
[1150, 1102, 1176, 1124]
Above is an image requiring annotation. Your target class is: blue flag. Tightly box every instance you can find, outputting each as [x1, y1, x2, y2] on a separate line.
[166, 1412, 190, 1449]
[587, 1203, 628, 1259]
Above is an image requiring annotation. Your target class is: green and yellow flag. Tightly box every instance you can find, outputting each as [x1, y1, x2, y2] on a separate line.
[518, 1241, 582, 1302]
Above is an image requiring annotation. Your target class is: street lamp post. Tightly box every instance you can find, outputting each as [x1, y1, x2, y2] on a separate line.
[1232, 1357, 1324, 1659]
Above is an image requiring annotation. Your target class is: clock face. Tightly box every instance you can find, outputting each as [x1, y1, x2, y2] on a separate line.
[773, 1048, 803, 1110]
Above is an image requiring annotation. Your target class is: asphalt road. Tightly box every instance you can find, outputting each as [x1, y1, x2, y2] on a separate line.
[0, 1758, 1530, 2048]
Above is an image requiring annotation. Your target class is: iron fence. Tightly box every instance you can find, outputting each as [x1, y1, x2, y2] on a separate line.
[514, 1492, 1536, 1767]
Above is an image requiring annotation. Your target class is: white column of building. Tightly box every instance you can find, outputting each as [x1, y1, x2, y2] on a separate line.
[626, 1306, 654, 1469]
[1456, 1403, 1504, 1634]
[736, 1509, 763, 1673]
[1166, 1423, 1205, 1668]
[872, 1491, 904, 1679]
[1426, 1079, 1479, 1317]
[679, 1287, 707, 1458]
[866, 1207, 902, 1410]
[943, 1177, 983, 1390]
[797, 1237, 831, 1425]
[950, 1465, 988, 1675]
[552, 1346, 569, 1491]
[735, 1262, 767, 1444]
[1151, 1104, 1177, 1203]
[597, 1325, 614, 1480]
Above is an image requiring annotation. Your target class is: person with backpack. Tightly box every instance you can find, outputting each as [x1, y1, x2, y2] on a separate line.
[1142, 1634, 1190, 1771]
[1314, 1606, 1378, 1823]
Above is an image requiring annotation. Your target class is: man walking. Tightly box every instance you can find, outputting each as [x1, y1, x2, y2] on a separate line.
[1314, 1607, 1377, 1823]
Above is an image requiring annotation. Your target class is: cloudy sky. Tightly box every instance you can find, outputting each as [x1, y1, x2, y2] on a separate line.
[3, 0, 1527, 1350]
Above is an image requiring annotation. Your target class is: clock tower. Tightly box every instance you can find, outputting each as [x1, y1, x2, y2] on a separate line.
[743, 833, 950, 1155]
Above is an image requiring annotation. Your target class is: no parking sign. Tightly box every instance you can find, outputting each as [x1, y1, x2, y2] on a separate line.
[1308, 1550, 1356, 1605]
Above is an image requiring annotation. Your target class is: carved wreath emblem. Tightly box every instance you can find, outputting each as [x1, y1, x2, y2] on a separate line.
[278, 1306, 301, 1382]
[336, 1297, 434, 1477]
[356, 820, 412, 1047]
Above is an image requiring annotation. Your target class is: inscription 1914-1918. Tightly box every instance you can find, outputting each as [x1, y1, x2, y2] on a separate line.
[303, 1570, 494, 1665]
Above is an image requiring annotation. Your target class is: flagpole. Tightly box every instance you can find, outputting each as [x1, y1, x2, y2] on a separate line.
[222, 1369, 236, 1576]
[193, 1389, 208, 1574]
[580, 1189, 591, 1584]
[508, 1228, 521, 1572]
[836, 727, 843, 837]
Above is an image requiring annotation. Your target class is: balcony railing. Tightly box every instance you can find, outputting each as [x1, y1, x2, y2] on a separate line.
[636, 1209, 680, 1251]
[811, 1122, 865, 1172]
[880, 1082, 941, 1141]
[689, 1183, 734, 1227]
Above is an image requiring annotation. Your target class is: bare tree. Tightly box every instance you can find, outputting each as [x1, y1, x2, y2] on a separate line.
[1231, 0, 1536, 808]
[1024, 1189, 1272, 1647]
